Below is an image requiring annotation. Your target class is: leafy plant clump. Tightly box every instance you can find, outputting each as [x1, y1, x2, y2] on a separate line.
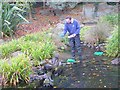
[105, 26, 119, 57]
[0, 32, 56, 65]
[0, 54, 32, 86]
[80, 22, 113, 46]
[0, 39, 20, 58]
[2, 2, 29, 37]
[100, 14, 118, 26]
[80, 26, 91, 41]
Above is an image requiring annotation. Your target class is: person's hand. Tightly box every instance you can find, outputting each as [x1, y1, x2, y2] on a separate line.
[72, 34, 76, 37]
[68, 34, 76, 38]
[59, 33, 64, 38]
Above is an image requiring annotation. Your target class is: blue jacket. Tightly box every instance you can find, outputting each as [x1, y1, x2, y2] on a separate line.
[63, 19, 80, 36]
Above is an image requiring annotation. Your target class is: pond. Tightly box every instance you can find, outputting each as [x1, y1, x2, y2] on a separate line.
[11, 44, 119, 88]
[53, 45, 119, 88]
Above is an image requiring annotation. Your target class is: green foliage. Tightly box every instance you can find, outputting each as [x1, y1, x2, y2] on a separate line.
[80, 21, 113, 45]
[2, 2, 29, 37]
[0, 32, 56, 66]
[0, 54, 32, 86]
[30, 41, 55, 61]
[0, 39, 20, 57]
[105, 26, 119, 57]
[100, 14, 118, 26]
[80, 26, 91, 41]
[0, 32, 56, 86]
[80, 14, 118, 45]
[19, 33, 55, 61]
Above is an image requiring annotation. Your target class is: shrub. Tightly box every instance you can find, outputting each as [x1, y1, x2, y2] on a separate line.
[100, 14, 118, 26]
[2, 2, 29, 37]
[0, 39, 20, 58]
[0, 54, 32, 86]
[80, 26, 91, 41]
[0, 32, 56, 66]
[82, 21, 113, 45]
[105, 26, 119, 57]
[30, 41, 55, 61]
[19, 33, 56, 61]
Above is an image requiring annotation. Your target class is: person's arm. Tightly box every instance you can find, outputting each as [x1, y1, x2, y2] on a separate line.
[74, 21, 80, 35]
[63, 24, 68, 36]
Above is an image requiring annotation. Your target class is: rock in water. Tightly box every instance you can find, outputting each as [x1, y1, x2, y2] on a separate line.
[44, 63, 53, 71]
[111, 58, 120, 65]
[43, 78, 53, 87]
[50, 52, 61, 67]
[43, 72, 53, 87]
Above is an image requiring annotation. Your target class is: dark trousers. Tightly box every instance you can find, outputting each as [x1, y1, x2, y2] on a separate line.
[69, 34, 82, 60]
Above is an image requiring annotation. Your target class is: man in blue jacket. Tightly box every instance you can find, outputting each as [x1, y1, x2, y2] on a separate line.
[61, 16, 82, 62]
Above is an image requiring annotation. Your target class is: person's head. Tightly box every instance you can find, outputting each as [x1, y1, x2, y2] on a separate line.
[65, 16, 72, 23]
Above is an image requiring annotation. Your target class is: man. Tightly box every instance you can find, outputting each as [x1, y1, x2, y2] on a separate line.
[61, 16, 82, 62]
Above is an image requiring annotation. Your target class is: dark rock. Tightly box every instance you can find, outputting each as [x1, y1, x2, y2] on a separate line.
[82, 21, 97, 25]
[43, 78, 53, 87]
[30, 74, 47, 82]
[32, 66, 45, 75]
[44, 64, 53, 71]
[111, 58, 120, 65]
[53, 68, 63, 76]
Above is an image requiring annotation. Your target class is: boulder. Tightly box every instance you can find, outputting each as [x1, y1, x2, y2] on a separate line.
[44, 64, 53, 71]
[43, 78, 53, 87]
[11, 51, 24, 57]
[111, 58, 120, 65]
[30, 73, 48, 82]
[55, 23, 64, 32]
[0, 39, 5, 45]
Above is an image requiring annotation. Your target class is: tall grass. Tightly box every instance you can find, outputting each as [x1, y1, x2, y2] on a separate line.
[0, 32, 56, 86]
[2, 2, 29, 37]
[0, 54, 32, 86]
[0, 32, 56, 64]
